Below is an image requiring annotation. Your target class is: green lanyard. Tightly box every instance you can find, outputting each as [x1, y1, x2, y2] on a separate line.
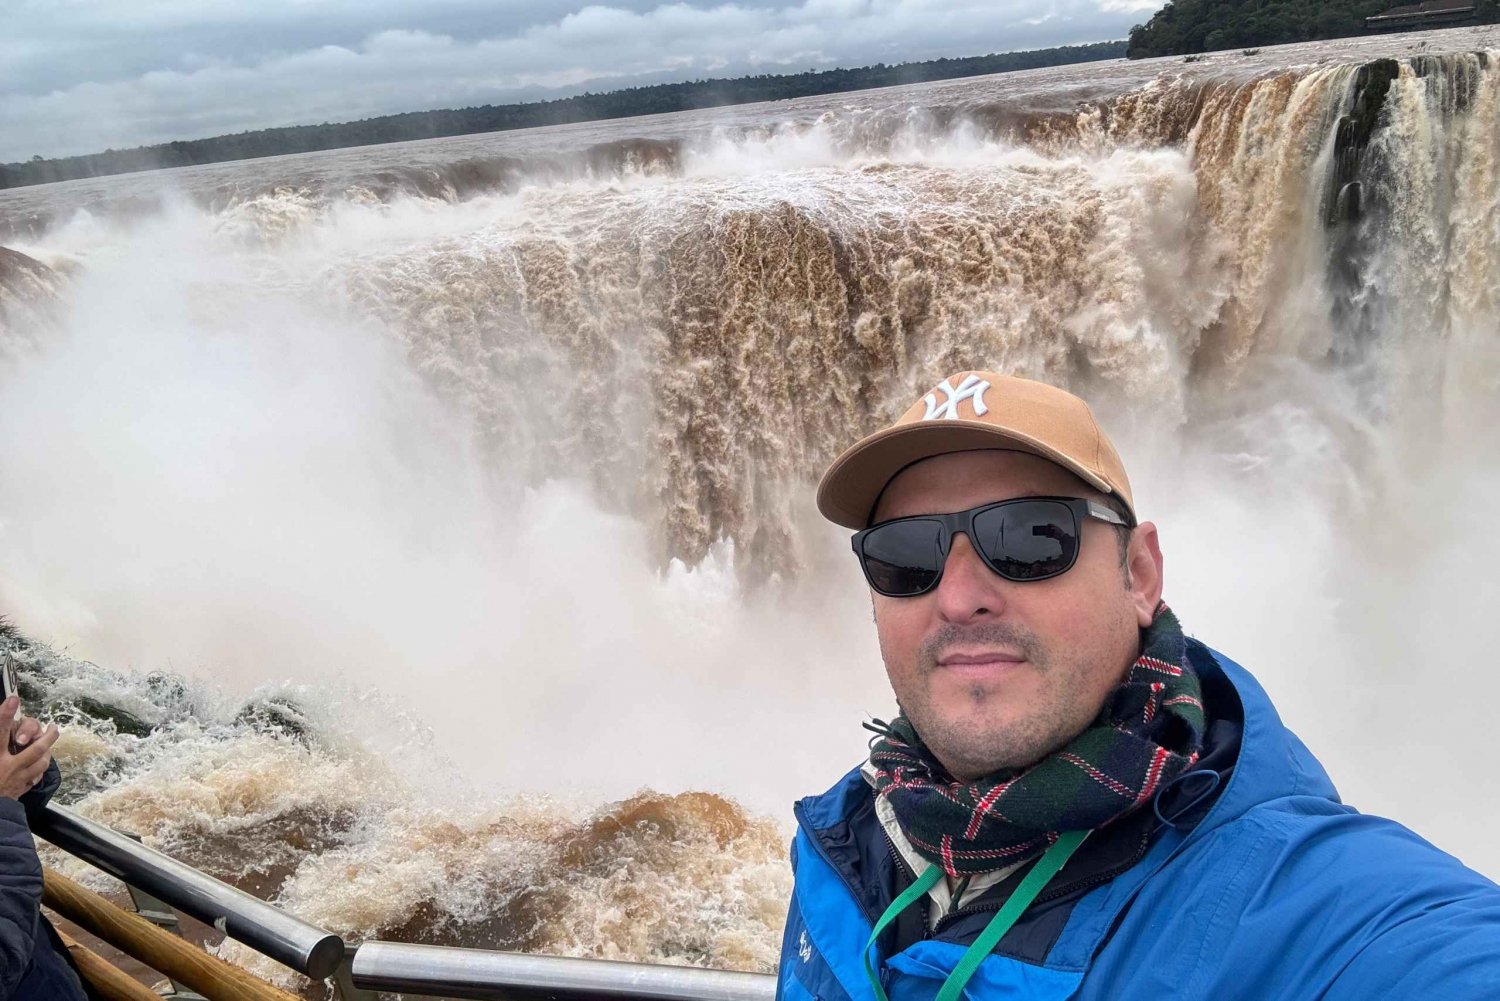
[862, 831, 1089, 1001]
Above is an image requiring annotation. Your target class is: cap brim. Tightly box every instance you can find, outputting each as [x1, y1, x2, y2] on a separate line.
[815, 420, 1117, 529]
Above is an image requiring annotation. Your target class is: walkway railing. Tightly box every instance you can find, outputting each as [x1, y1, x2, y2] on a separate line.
[350, 943, 776, 1001]
[32, 803, 779, 1001]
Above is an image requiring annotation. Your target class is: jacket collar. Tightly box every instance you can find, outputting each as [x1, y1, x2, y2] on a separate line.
[1182, 640, 1340, 835]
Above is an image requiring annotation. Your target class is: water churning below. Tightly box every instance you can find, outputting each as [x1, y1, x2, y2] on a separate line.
[2, 26, 1500, 988]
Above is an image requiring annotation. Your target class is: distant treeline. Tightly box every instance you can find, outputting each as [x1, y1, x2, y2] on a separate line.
[1127, 0, 1500, 57]
[2, 41, 1126, 190]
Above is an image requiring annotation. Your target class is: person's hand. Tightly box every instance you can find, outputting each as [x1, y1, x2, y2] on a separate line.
[0, 697, 58, 801]
[10, 714, 43, 753]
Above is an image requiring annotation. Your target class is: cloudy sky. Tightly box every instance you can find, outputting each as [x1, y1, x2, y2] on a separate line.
[2, 0, 1161, 163]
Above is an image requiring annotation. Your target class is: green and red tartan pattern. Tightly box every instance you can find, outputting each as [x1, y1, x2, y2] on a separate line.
[868, 604, 1206, 877]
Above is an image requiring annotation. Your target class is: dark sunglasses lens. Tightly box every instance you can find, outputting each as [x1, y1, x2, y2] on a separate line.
[860, 520, 944, 595]
[971, 501, 1079, 581]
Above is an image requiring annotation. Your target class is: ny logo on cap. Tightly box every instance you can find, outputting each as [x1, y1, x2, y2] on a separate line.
[922, 374, 990, 420]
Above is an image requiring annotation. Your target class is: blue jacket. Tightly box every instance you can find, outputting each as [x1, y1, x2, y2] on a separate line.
[0, 760, 86, 1000]
[778, 642, 1500, 1000]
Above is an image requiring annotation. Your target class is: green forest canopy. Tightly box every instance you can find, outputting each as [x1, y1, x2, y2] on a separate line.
[1127, 0, 1500, 58]
[2, 41, 1125, 190]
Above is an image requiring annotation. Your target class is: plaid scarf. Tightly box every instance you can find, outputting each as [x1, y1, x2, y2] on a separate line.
[867, 605, 1205, 877]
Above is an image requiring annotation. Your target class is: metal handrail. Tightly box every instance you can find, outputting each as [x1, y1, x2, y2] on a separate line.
[33, 803, 345, 980]
[349, 942, 777, 1001]
[34, 803, 779, 1000]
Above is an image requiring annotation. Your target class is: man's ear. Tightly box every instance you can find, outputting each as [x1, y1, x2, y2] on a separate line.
[1126, 522, 1164, 628]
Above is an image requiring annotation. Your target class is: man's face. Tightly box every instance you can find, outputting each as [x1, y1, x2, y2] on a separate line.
[870, 449, 1163, 781]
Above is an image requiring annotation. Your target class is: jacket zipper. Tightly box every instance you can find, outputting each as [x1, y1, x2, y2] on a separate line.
[885, 829, 913, 882]
[878, 828, 922, 987]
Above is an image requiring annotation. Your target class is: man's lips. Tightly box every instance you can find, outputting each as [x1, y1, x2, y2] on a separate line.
[937, 650, 1027, 670]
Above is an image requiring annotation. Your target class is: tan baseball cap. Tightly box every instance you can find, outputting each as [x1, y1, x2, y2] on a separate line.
[816, 371, 1135, 529]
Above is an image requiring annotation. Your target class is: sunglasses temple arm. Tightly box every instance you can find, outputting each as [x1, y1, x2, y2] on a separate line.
[1085, 500, 1128, 526]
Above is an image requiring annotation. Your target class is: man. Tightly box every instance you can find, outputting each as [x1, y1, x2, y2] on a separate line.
[777, 371, 1500, 1000]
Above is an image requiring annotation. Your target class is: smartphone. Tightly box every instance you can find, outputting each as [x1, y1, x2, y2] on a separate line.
[2, 655, 20, 754]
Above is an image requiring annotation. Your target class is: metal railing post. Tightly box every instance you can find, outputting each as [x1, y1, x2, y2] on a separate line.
[330, 945, 380, 1001]
[122, 832, 206, 1000]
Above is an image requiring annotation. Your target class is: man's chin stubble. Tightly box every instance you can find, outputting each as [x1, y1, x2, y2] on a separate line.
[915, 706, 1063, 779]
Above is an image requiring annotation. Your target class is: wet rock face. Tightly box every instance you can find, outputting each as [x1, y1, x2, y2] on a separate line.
[0, 620, 317, 767]
[2, 632, 158, 741]
[0, 246, 61, 341]
[0, 246, 53, 292]
[234, 697, 312, 742]
[51, 697, 152, 738]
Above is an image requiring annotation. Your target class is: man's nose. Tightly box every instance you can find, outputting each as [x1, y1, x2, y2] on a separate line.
[933, 532, 1006, 623]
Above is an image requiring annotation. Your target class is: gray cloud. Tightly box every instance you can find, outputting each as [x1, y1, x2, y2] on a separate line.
[0, 0, 1149, 162]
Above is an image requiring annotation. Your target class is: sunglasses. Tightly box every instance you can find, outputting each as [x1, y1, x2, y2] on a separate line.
[851, 496, 1130, 597]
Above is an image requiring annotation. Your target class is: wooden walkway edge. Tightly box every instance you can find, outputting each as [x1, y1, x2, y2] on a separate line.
[42, 867, 304, 1001]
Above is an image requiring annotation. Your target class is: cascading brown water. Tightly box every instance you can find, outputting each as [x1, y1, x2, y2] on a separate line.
[0, 247, 61, 352]
[2, 27, 1499, 991]
[333, 150, 1214, 579]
